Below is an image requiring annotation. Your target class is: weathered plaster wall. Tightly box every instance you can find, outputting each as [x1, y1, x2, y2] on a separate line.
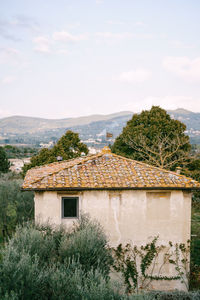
[34, 189, 191, 290]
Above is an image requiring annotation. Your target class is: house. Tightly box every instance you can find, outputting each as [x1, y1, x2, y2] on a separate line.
[22, 146, 200, 291]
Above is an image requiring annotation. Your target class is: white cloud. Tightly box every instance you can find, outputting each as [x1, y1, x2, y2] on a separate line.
[53, 31, 88, 42]
[106, 20, 125, 25]
[134, 21, 145, 27]
[163, 56, 200, 83]
[33, 36, 51, 53]
[0, 47, 20, 64]
[115, 69, 152, 83]
[95, 32, 153, 43]
[1, 76, 16, 85]
[95, 32, 133, 40]
[56, 49, 69, 55]
[122, 96, 200, 113]
[170, 40, 194, 49]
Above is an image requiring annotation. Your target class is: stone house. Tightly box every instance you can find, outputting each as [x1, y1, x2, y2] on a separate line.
[22, 146, 200, 290]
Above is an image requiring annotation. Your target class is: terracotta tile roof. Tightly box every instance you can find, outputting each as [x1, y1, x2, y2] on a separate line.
[22, 146, 200, 190]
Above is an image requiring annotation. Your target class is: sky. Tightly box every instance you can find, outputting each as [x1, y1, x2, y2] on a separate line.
[0, 0, 200, 119]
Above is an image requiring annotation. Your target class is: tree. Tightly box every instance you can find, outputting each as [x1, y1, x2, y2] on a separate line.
[22, 130, 88, 175]
[0, 147, 10, 173]
[112, 106, 191, 170]
[0, 173, 34, 241]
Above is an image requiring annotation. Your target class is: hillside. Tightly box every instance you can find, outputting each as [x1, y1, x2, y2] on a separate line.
[1, 108, 200, 146]
[0, 111, 132, 134]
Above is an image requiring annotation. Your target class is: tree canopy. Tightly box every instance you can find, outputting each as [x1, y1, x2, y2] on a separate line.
[22, 130, 88, 175]
[0, 173, 34, 241]
[112, 106, 191, 170]
[0, 146, 10, 173]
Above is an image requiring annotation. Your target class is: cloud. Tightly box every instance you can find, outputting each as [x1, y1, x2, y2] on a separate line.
[95, 32, 133, 40]
[33, 36, 51, 53]
[53, 31, 88, 42]
[115, 69, 152, 83]
[10, 15, 39, 31]
[1, 76, 16, 85]
[106, 20, 125, 25]
[134, 21, 145, 27]
[163, 56, 200, 83]
[170, 40, 195, 49]
[121, 96, 200, 113]
[0, 15, 39, 41]
[0, 47, 21, 64]
[95, 32, 153, 43]
[0, 20, 21, 41]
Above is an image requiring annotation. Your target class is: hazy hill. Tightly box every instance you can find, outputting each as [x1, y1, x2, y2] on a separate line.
[0, 111, 132, 134]
[1, 108, 200, 146]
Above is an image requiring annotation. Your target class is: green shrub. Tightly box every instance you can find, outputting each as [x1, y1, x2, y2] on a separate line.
[0, 215, 115, 299]
[0, 174, 34, 242]
[139, 290, 200, 300]
[59, 214, 113, 276]
[48, 262, 122, 300]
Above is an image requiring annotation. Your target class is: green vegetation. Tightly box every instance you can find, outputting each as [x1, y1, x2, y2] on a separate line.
[0, 173, 34, 243]
[0, 216, 118, 300]
[0, 219, 200, 299]
[22, 130, 88, 175]
[1, 107, 200, 298]
[3, 145, 38, 159]
[112, 106, 191, 170]
[0, 147, 10, 173]
[112, 238, 190, 294]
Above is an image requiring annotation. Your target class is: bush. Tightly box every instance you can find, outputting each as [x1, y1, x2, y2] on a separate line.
[59, 214, 113, 276]
[139, 290, 200, 300]
[0, 174, 34, 242]
[0, 216, 116, 300]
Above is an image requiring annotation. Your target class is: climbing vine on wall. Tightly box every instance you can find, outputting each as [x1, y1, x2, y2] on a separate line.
[112, 237, 190, 294]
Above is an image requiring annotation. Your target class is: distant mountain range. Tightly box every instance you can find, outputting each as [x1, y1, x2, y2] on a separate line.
[0, 111, 132, 134]
[0, 109, 200, 146]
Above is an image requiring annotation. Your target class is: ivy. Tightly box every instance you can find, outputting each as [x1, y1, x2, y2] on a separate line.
[112, 237, 190, 294]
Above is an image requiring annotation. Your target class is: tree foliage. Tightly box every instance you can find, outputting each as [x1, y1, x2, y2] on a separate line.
[22, 130, 88, 175]
[0, 216, 116, 300]
[112, 106, 191, 170]
[0, 147, 10, 173]
[0, 173, 34, 242]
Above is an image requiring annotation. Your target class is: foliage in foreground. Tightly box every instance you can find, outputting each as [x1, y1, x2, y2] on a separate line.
[0, 216, 116, 300]
[0, 173, 34, 242]
[1, 216, 200, 299]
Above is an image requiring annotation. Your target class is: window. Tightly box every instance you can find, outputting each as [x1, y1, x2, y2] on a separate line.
[62, 197, 79, 218]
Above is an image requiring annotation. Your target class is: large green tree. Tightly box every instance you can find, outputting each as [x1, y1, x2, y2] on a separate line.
[112, 106, 191, 170]
[22, 130, 88, 175]
[0, 147, 10, 173]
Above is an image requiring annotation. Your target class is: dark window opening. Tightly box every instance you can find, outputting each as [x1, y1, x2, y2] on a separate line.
[62, 197, 78, 218]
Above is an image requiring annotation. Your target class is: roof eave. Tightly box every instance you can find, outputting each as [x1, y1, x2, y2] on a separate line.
[21, 186, 200, 192]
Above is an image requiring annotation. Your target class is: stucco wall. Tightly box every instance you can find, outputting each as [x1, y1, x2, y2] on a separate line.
[34, 189, 191, 290]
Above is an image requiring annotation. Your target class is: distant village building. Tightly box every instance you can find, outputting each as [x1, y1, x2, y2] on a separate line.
[9, 158, 31, 173]
[88, 147, 101, 154]
[39, 141, 54, 149]
[22, 146, 200, 291]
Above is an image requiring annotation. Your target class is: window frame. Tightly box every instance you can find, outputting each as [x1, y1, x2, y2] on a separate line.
[61, 196, 79, 219]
